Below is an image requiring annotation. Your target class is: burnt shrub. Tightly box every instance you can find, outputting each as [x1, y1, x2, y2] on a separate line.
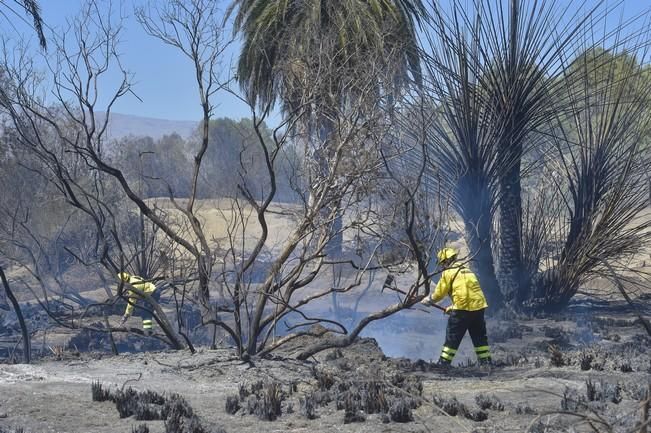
[433, 394, 461, 416]
[114, 388, 142, 418]
[585, 379, 622, 404]
[580, 352, 593, 371]
[238, 380, 264, 400]
[513, 403, 536, 415]
[225, 396, 240, 415]
[165, 412, 207, 433]
[586, 379, 598, 402]
[433, 394, 487, 421]
[390, 373, 423, 396]
[255, 382, 283, 421]
[132, 425, 149, 433]
[335, 380, 389, 415]
[162, 394, 194, 419]
[312, 366, 336, 390]
[389, 398, 413, 423]
[300, 394, 318, 420]
[620, 363, 633, 373]
[592, 317, 638, 328]
[490, 323, 531, 343]
[360, 381, 388, 414]
[505, 353, 529, 367]
[343, 408, 366, 424]
[92, 380, 114, 402]
[237, 380, 285, 421]
[542, 326, 571, 347]
[89, 383, 214, 433]
[560, 387, 585, 411]
[475, 393, 504, 411]
[68, 324, 107, 352]
[246, 395, 259, 415]
[462, 407, 488, 422]
[548, 345, 565, 367]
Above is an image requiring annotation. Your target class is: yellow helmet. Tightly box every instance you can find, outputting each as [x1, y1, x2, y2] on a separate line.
[436, 247, 458, 264]
[118, 272, 131, 282]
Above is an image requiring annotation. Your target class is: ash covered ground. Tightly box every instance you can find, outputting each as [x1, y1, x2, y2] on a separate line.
[1, 297, 650, 433]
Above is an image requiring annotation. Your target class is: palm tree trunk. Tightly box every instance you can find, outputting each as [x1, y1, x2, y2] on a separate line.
[465, 217, 502, 309]
[498, 162, 526, 302]
[458, 178, 503, 309]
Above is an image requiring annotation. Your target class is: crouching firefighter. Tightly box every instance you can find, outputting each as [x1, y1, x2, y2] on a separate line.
[117, 272, 159, 335]
[420, 247, 492, 366]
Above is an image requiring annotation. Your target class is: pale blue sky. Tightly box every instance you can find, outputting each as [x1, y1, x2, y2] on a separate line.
[2, 0, 649, 122]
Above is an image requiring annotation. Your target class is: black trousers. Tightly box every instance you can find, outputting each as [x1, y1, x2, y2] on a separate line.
[439, 308, 491, 364]
[141, 290, 161, 331]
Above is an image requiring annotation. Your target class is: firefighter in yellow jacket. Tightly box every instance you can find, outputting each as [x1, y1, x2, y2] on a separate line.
[420, 247, 491, 366]
[117, 272, 158, 334]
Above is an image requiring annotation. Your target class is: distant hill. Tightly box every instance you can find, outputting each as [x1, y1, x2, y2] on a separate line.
[100, 112, 199, 140]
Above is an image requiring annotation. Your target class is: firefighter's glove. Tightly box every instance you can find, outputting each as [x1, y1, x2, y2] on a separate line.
[420, 296, 433, 306]
[444, 306, 453, 315]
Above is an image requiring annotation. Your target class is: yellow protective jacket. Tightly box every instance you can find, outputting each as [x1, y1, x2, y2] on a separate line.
[429, 262, 488, 311]
[118, 273, 157, 317]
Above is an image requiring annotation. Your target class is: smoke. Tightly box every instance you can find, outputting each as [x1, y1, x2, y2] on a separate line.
[359, 309, 463, 362]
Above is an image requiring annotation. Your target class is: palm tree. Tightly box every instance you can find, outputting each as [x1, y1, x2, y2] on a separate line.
[229, 0, 425, 110]
[229, 0, 427, 256]
[1, 1, 46, 48]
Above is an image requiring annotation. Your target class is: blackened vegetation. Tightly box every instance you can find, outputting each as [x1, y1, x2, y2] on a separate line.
[548, 345, 565, 367]
[233, 380, 285, 421]
[579, 351, 594, 371]
[229, 369, 424, 424]
[560, 387, 585, 412]
[541, 333, 650, 373]
[300, 394, 317, 420]
[89, 381, 220, 433]
[513, 403, 536, 415]
[388, 399, 413, 423]
[69, 326, 166, 353]
[432, 394, 488, 422]
[585, 379, 622, 404]
[92, 380, 113, 402]
[540, 326, 572, 349]
[620, 362, 633, 373]
[490, 322, 533, 343]
[475, 393, 505, 411]
[132, 425, 149, 433]
[561, 379, 624, 414]
[224, 396, 239, 415]
[331, 372, 423, 424]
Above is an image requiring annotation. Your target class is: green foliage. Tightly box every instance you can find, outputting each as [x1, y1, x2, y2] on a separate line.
[199, 117, 301, 201]
[109, 119, 302, 202]
[113, 133, 192, 198]
[229, 0, 426, 111]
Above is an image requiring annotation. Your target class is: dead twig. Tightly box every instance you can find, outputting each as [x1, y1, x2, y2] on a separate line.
[119, 372, 142, 390]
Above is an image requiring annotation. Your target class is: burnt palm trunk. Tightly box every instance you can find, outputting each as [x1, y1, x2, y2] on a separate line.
[458, 177, 503, 308]
[497, 158, 526, 302]
[0, 265, 31, 363]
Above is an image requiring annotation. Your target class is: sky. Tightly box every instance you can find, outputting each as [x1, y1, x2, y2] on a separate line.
[2, 0, 649, 123]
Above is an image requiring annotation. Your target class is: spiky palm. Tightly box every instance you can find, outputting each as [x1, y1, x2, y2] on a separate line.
[1, 1, 46, 48]
[229, 0, 426, 111]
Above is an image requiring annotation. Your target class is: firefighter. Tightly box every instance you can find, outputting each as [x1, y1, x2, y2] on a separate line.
[117, 272, 159, 334]
[420, 247, 491, 366]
